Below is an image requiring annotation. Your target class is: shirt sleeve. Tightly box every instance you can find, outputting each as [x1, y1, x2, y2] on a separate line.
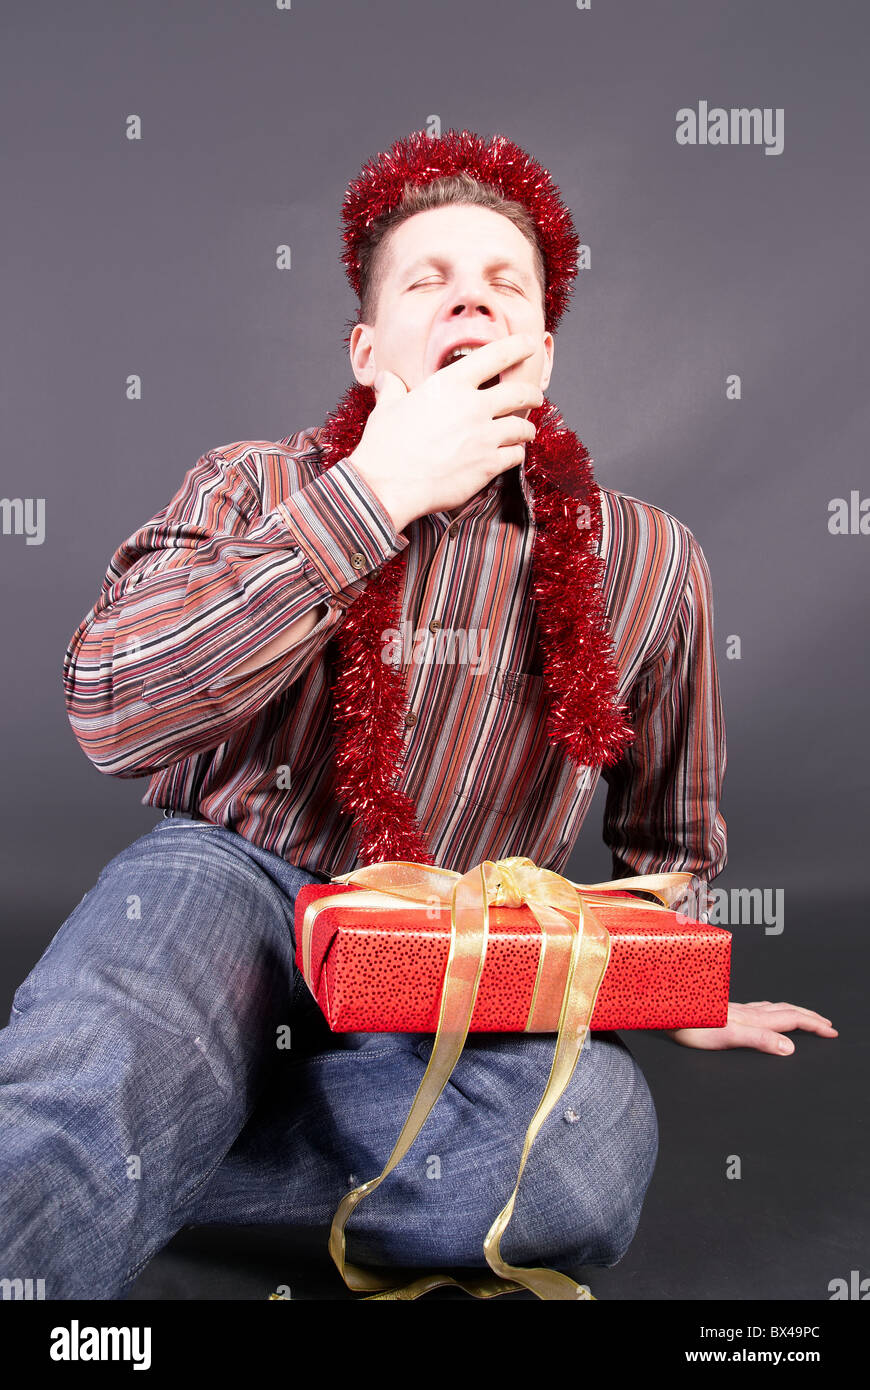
[600, 532, 728, 898]
[63, 447, 409, 777]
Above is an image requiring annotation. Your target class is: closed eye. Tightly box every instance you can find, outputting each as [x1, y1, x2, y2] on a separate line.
[409, 278, 522, 293]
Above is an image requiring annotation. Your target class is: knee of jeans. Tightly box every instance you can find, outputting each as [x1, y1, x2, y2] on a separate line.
[506, 1064, 659, 1269]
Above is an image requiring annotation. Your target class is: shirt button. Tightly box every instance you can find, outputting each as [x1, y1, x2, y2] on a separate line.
[448, 523, 459, 539]
[404, 711, 417, 727]
[350, 552, 367, 571]
[428, 619, 442, 633]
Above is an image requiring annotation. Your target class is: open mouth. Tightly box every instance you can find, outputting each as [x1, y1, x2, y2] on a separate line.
[436, 343, 501, 390]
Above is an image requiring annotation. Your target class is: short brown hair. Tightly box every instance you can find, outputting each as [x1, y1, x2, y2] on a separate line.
[355, 171, 547, 327]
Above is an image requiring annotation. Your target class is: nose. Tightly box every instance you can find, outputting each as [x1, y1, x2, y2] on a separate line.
[447, 298, 494, 319]
[446, 273, 498, 322]
[449, 299, 494, 319]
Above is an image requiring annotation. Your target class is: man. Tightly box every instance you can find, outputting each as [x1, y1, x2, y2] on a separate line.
[0, 129, 835, 1301]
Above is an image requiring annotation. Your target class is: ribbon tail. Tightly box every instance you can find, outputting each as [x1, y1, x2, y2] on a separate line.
[327, 864, 492, 1295]
[481, 892, 611, 1300]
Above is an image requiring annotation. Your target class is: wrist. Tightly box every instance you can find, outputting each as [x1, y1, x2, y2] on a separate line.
[347, 448, 412, 535]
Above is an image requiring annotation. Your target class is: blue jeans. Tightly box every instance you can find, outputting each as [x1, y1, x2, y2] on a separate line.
[0, 820, 659, 1299]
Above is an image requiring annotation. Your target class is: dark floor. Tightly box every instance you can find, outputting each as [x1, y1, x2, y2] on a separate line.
[2, 896, 863, 1301]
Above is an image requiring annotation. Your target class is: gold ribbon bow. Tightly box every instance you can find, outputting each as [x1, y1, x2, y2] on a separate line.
[300, 856, 693, 1301]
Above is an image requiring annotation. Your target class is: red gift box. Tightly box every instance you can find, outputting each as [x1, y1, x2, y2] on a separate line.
[295, 881, 731, 1032]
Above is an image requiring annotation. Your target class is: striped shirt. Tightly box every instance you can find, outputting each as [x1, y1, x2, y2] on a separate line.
[63, 421, 728, 885]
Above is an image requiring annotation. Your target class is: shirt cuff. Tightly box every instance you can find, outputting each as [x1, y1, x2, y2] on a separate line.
[275, 454, 409, 595]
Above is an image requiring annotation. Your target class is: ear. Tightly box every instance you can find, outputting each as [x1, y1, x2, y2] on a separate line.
[540, 331, 555, 394]
[349, 323, 377, 388]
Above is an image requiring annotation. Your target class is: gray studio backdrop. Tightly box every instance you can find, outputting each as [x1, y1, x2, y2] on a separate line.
[1, 0, 867, 965]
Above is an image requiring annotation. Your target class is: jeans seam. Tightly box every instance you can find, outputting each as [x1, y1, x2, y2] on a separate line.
[172, 1104, 259, 1217]
[119, 1088, 263, 1287]
[285, 1048, 427, 1064]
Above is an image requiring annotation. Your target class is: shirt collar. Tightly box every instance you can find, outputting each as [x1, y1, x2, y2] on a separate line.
[517, 448, 536, 519]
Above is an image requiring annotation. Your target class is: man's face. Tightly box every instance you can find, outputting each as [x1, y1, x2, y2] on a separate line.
[349, 204, 554, 414]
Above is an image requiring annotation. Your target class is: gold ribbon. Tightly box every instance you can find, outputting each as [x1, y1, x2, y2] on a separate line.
[300, 856, 693, 1301]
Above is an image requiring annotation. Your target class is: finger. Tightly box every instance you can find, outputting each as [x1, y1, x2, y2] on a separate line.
[758, 1004, 836, 1029]
[779, 1016, 838, 1035]
[453, 333, 537, 388]
[485, 380, 545, 421]
[373, 369, 409, 402]
[770, 1002, 834, 1022]
[732, 1005, 838, 1041]
[492, 443, 528, 474]
[737, 1001, 834, 1024]
[734, 1013, 838, 1040]
[492, 415, 537, 449]
[745, 1028, 796, 1055]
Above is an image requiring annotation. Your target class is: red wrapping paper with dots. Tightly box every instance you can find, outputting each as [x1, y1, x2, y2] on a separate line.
[294, 883, 731, 1032]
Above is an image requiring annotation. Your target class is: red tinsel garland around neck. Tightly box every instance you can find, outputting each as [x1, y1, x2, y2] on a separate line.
[313, 381, 636, 868]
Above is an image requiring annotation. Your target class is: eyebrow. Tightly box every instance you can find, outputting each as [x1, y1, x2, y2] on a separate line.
[398, 254, 536, 288]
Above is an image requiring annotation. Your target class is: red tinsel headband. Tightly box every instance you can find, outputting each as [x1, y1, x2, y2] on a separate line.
[339, 128, 581, 335]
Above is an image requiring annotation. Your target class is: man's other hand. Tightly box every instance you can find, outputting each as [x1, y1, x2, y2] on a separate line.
[662, 1000, 838, 1054]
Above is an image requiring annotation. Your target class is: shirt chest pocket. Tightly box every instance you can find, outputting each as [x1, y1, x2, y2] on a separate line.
[451, 666, 553, 814]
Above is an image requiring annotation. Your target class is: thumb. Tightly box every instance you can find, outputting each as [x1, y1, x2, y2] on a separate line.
[373, 369, 408, 402]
